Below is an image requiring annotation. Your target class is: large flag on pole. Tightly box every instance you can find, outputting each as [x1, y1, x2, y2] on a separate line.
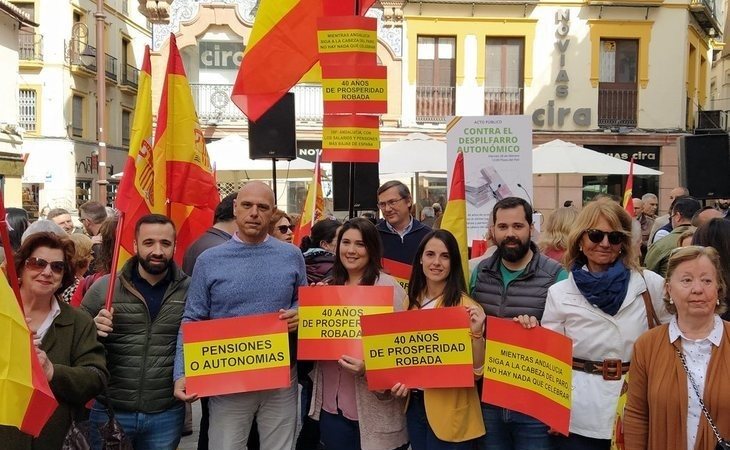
[153, 34, 219, 264]
[231, 0, 323, 121]
[0, 197, 57, 437]
[441, 153, 470, 287]
[293, 154, 325, 247]
[622, 156, 635, 217]
[115, 46, 153, 266]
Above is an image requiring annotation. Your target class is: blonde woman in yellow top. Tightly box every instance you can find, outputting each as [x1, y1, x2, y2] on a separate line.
[392, 229, 486, 449]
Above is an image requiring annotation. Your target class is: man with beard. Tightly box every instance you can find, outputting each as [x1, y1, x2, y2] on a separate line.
[469, 197, 566, 450]
[82, 214, 190, 449]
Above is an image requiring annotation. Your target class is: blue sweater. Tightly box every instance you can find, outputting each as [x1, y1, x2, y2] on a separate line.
[173, 236, 307, 380]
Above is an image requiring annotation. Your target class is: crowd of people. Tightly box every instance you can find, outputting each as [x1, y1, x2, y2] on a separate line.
[1, 182, 730, 450]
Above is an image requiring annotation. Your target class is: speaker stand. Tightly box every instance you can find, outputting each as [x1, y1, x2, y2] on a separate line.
[271, 158, 278, 203]
[348, 162, 356, 219]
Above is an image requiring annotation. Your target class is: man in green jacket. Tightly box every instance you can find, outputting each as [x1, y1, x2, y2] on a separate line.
[82, 214, 190, 450]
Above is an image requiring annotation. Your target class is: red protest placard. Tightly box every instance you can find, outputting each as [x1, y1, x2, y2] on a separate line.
[381, 258, 412, 291]
[298, 285, 394, 360]
[322, 65, 387, 115]
[322, 114, 380, 163]
[361, 307, 474, 391]
[317, 16, 377, 66]
[182, 313, 290, 397]
[482, 317, 573, 435]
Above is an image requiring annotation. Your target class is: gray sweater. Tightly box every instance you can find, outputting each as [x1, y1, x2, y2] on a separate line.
[174, 235, 307, 380]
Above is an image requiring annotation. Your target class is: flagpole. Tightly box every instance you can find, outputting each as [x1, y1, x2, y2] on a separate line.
[0, 192, 23, 306]
[104, 211, 125, 311]
[348, 0, 361, 220]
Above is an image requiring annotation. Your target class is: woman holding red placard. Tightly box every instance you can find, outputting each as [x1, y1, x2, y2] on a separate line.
[391, 229, 486, 450]
[308, 217, 409, 450]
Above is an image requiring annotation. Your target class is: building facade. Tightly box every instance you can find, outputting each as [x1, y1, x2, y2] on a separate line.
[12, 0, 150, 218]
[142, 0, 720, 215]
[0, 0, 35, 207]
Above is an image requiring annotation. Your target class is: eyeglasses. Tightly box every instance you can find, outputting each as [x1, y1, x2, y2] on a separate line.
[277, 224, 295, 234]
[25, 256, 65, 274]
[584, 229, 625, 245]
[377, 197, 405, 210]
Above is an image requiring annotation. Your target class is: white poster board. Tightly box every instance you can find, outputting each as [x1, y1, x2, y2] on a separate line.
[446, 116, 533, 243]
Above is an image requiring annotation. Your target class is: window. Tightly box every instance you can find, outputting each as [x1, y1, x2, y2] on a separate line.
[485, 38, 524, 114]
[598, 39, 638, 128]
[122, 109, 131, 147]
[72, 94, 83, 137]
[416, 36, 456, 122]
[18, 88, 37, 133]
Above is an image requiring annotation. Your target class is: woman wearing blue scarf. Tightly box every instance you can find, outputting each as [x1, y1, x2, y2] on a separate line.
[529, 199, 669, 450]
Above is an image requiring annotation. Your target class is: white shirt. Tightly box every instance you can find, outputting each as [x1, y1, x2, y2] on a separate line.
[385, 216, 414, 238]
[36, 298, 61, 342]
[668, 314, 723, 450]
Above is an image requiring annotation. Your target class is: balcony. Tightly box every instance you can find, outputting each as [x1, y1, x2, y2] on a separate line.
[18, 31, 43, 65]
[690, 0, 722, 35]
[190, 83, 324, 124]
[416, 85, 455, 123]
[120, 64, 139, 93]
[598, 84, 637, 128]
[105, 53, 118, 82]
[484, 87, 523, 115]
[68, 42, 97, 77]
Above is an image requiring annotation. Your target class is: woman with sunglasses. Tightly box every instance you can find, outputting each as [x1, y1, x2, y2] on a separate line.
[392, 229, 486, 449]
[0, 232, 107, 449]
[517, 198, 668, 449]
[269, 210, 295, 244]
[309, 218, 409, 450]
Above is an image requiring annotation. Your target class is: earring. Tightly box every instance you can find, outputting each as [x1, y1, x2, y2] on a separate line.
[669, 298, 674, 304]
[717, 299, 721, 306]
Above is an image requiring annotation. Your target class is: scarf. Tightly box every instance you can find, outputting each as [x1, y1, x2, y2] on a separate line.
[571, 259, 631, 316]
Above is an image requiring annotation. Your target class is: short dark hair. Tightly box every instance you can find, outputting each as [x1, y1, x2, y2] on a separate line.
[332, 218, 383, 286]
[673, 197, 701, 221]
[15, 232, 75, 295]
[377, 180, 411, 199]
[492, 197, 533, 226]
[134, 214, 176, 239]
[79, 201, 107, 224]
[300, 219, 342, 251]
[214, 193, 236, 223]
[46, 208, 70, 220]
[408, 230, 466, 310]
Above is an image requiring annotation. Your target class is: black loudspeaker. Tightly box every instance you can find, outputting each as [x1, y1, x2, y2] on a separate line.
[679, 133, 730, 199]
[333, 163, 379, 211]
[248, 93, 296, 160]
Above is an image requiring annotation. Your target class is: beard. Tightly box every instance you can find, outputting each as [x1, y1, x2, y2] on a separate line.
[498, 236, 531, 263]
[138, 255, 171, 275]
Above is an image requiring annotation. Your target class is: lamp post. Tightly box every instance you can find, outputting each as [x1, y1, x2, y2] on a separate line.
[95, 0, 107, 204]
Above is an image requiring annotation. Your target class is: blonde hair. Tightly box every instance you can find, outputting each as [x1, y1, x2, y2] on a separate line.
[664, 245, 727, 315]
[564, 198, 640, 271]
[68, 233, 93, 270]
[538, 207, 579, 254]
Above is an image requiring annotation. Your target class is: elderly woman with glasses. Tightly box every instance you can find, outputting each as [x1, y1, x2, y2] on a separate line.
[269, 210, 295, 244]
[0, 232, 107, 449]
[624, 246, 730, 450]
[517, 199, 669, 450]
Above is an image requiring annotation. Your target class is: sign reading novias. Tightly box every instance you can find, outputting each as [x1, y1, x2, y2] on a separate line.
[531, 9, 591, 128]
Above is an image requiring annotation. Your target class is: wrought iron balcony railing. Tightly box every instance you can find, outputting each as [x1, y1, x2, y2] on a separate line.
[416, 85, 455, 123]
[484, 87, 523, 115]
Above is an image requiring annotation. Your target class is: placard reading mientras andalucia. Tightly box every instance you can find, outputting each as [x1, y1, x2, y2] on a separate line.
[446, 116, 533, 242]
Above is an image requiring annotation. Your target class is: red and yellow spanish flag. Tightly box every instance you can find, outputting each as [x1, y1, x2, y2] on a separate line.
[622, 156, 635, 217]
[440, 153, 470, 287]
[153, 34, 219, 264]
[115, 46, 153, 266]
[231, 0, 324, 122]
[293, 154, 325, 247]
[0, 274, 58, 436]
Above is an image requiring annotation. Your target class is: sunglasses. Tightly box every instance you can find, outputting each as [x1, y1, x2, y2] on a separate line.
[277, 224, 295, 234]
[25, 256, 65, 274]
[584, 229, 625, 245]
